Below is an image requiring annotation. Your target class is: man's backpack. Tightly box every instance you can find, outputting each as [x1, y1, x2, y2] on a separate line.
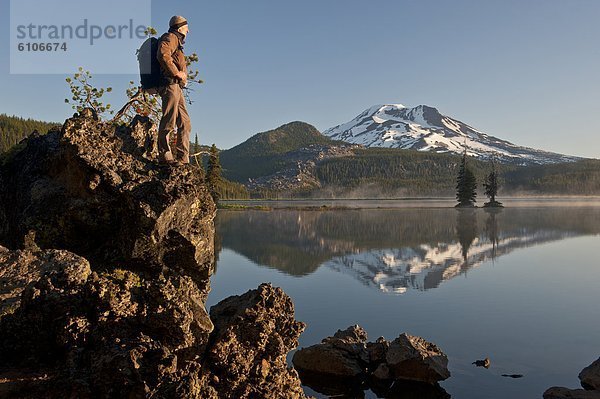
[137, 37, 162, 92]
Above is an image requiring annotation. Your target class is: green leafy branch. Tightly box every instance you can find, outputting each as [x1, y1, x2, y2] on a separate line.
[64, 67, 113, 118]
[182, 52, 204, 104]
[144, 27, 157, 36]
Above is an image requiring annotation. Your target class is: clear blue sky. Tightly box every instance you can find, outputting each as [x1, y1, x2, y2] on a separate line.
[1, 0, 599, 158]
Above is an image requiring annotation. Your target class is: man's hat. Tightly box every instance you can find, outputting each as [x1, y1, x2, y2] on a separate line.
[169, 16, 188, 29]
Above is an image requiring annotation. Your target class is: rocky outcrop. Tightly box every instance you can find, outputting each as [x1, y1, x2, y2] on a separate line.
[292, 325, 450, 397]
[0, 248, 309, 398]
[205, 283, 307, 399]
[293, 325, 369, 378]
[544, 357, 600, 399]
[0, 111, 310, 398]
[0, 245, 77, 317]
[244, 144, 358, 193]
[0, 246, 213, 398]
[380, 333, 451, 384]
[0, 112, 215, 285]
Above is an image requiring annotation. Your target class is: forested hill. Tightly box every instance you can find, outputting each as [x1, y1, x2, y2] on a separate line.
[224, 121, 334, 157]
[218, 120, 600, 197]
[315, 148, 600, 196]
[0, 114, 61, 153]
[220, 121, 340, 181]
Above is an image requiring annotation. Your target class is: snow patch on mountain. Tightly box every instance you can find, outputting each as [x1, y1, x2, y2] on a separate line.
[324, 104, 580, 165]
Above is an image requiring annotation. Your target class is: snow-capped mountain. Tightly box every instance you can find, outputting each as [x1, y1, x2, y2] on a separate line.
[324, 104, 580, 165]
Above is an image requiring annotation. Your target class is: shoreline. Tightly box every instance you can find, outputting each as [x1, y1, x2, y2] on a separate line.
[219, 196, 600, 211]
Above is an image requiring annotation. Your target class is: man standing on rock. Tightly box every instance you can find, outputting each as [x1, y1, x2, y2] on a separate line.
[157, 16, 191, 165]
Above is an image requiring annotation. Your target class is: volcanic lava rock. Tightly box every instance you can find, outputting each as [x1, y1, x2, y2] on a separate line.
[383, 333, 450, 384]
[292, 325, 450, 397]
[206, 283, 307, 399]
[0, 249, 311, 398]
[292, 325, 369, 378]
[0, 248, 92, 367]
[0, 245, 84, 318]
[0, 112, 215, 284]
[0, 111, 312, 398]
[0, 247, 214, 398]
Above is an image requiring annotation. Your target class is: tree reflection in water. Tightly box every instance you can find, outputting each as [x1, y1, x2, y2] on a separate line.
[456, 209, 477, 269]
[216, 207, 600, 294]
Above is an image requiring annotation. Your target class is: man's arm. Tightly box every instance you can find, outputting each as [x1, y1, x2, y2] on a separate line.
[157, 34, 183, 80]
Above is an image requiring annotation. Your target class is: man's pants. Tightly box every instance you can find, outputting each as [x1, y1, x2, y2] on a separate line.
[157, 84, 191, 163]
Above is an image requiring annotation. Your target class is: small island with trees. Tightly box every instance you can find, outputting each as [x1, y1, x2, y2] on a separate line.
[456, 149, 503, 208]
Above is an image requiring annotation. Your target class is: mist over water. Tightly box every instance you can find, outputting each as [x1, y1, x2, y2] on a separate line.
[209, 204, 600, 399]
[223, 196, 600, 209]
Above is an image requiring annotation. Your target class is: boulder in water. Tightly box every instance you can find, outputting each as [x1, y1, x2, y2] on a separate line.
[580, 357, 600, 391]
[292, 325, 450, 397]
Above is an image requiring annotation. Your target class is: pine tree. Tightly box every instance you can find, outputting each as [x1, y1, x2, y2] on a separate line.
[456, 149, 477, 207]
[187, 134, 206, 180]
[483, 157, 503, 207]
[0, 114, 59, 154]
[193, 134, 199, 154]
[206, 144, 222, 202]
[195, 154, 206, 180]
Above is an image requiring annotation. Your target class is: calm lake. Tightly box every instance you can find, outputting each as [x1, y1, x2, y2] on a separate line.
[207, 200, 600, 399]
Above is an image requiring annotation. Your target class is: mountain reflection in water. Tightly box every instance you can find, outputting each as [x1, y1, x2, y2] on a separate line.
[216, 208, 600, 294]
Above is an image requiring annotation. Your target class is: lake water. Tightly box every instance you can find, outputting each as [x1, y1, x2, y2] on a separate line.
[207, 203, 600, 399]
